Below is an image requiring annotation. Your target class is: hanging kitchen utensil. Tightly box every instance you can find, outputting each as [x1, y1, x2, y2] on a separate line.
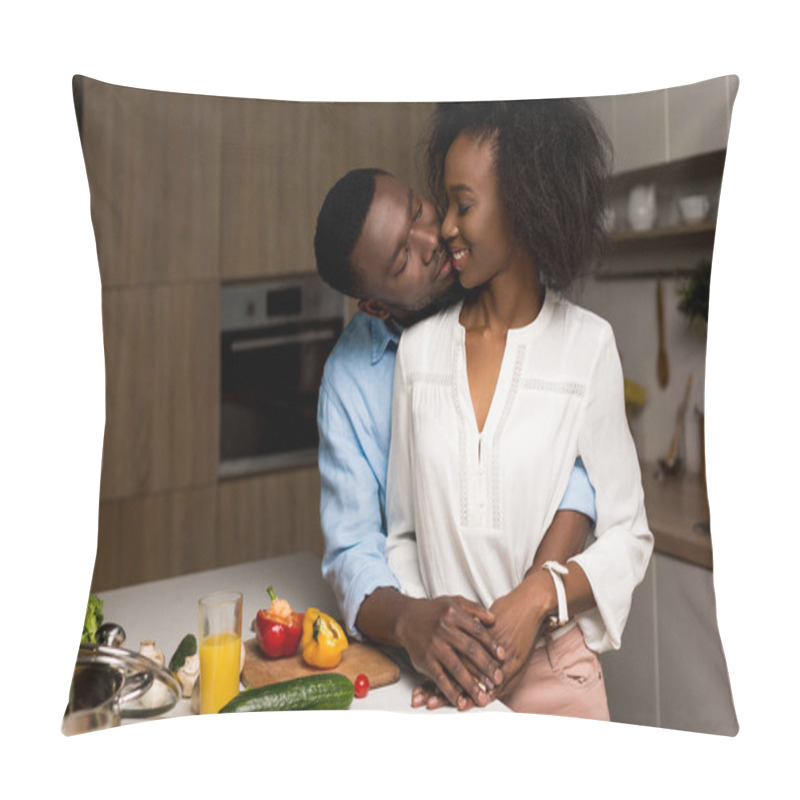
[659, 373, 693, 475]
[657, 279, 669, 388]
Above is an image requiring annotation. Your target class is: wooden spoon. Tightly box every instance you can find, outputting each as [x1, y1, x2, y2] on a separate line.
[664, 373, 693, 467]
[656, 280, 669, 388]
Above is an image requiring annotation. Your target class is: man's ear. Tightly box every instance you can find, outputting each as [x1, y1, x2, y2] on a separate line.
[357, 298, 391, 321]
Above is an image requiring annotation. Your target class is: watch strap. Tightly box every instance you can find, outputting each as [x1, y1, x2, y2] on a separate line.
[542, 560, 569, 628]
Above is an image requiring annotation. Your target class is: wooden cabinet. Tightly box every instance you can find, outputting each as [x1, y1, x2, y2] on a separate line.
[99, 282, 219, 500]
[219, 100, 435, 282]
[216, 468, 324, 568]
[218, 100, 340, 282]
[93, 485, 217, 591]
[600, 552, 738, 735]
[585, 76, 738, 175]
[75, 76, 223, 287]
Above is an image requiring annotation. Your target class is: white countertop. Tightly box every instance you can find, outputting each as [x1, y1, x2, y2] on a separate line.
[97, 551, 509, 719]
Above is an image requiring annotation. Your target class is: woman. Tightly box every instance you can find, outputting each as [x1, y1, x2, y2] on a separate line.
[385, 100, 653, 719]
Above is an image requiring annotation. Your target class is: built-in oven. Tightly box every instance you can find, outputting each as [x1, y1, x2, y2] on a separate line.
[219, 275, 345, 479]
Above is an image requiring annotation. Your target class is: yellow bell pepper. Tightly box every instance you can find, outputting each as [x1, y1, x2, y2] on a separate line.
[301, 608, 348, 668]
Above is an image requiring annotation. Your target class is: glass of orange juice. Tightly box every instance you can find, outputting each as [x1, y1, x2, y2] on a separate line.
[198, 591, 243, 714]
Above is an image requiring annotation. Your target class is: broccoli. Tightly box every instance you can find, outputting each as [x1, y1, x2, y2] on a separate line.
[81, 593, 104, 644]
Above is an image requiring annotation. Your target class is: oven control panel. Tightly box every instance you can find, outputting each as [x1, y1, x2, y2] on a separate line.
[221, 275, 345, 332]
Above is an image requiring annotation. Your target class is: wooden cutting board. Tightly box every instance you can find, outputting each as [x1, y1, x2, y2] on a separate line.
[241, 637, 401, 690]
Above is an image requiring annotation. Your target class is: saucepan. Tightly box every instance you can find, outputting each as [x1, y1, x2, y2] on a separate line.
[62, 658, 153, 735]
[62, 623, 180, 735]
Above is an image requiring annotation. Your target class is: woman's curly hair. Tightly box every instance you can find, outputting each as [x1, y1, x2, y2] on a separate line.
[425, 99, 612, 291]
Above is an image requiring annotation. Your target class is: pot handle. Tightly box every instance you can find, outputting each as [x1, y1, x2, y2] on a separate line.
[119, 670, 154, 705]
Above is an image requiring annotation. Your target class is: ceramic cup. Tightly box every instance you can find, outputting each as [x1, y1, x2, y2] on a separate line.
[678, 194, 710, 223]
[627, 184, 657, 231]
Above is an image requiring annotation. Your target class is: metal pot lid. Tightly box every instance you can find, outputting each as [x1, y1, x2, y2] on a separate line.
[77, 643, 181, 719]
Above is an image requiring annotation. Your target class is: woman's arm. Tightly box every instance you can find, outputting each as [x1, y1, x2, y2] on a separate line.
[485, 509, 593, 701]
[568, 324, 654, 652]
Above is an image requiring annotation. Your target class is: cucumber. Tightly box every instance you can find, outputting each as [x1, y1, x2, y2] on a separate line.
[168, 633, 198, 674]
[218, 673, 354, 713]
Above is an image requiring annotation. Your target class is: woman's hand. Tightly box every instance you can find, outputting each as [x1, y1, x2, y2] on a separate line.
[487, 571, 554, 699]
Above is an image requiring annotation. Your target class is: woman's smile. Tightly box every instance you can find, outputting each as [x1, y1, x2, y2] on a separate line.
[450, 247, 470, 270]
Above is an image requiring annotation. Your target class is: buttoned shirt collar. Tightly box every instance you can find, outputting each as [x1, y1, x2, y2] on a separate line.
[369, 314, 403, 365]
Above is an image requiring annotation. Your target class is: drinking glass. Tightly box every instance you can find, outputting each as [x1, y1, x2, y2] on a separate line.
[198, 591, 243, 714]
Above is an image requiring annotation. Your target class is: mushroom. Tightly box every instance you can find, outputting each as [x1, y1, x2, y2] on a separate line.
[139, 640, 165, 667]
[176, 653, 200, 698]
[137, 640, 170, 709]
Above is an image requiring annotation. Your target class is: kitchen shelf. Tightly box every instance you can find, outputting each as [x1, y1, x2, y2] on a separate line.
[594, 150, 724, 281]
[610, 220, 716, 245]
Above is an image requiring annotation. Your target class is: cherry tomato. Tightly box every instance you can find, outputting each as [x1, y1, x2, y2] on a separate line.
[354, 673, 370, 698]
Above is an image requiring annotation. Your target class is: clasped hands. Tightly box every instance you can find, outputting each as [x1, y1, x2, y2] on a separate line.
[400, 575, 550, 711]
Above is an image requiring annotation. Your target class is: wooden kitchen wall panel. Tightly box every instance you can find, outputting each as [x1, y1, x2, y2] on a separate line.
[331, 102, 434, 193]
[74, 75, 223, 287]
[218, 100, 435, 282]
[93, 485, 217, 591]
[99, 282, 219, 499]
[217, 468, 324, 567]
[219, 100, 341, 281]
[151, 282, 220, 491]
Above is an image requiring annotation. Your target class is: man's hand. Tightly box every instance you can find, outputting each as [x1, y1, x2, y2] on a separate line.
[412, 576, 550, 709]
[395, 595, 505, 710]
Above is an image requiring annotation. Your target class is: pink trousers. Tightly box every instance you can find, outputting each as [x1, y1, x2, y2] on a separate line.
[503, 625, 610, 721]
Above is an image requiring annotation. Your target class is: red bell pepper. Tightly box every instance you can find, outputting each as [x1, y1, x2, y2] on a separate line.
[255, 586, 304, 659]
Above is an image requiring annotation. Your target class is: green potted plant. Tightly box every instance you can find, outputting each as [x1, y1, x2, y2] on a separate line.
[677, 258, 711, 325]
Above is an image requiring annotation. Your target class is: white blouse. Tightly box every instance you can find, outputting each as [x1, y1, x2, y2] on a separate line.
[385, 291, 654, 654]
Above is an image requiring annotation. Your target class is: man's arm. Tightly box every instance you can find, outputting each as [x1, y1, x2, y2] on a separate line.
[317, 379, 403, 637]
[318, 368, 504, 709]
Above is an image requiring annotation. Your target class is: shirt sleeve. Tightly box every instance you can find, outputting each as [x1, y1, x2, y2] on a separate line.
[385, 341, 428, 599]
[569, 325, 654, 653]
[557, 456, 597, 522]
[317, 380, 402, 640]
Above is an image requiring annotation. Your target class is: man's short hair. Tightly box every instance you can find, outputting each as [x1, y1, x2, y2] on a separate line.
[314, 168, 390, 298]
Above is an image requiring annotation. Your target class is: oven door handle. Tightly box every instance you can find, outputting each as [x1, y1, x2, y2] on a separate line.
[229, 329, 337, 353]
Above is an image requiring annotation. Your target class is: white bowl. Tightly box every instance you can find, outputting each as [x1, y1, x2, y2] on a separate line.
[678, 194, 710, 223]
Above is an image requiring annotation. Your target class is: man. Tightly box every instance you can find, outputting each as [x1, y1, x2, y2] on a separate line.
[314, 168, 596, 710]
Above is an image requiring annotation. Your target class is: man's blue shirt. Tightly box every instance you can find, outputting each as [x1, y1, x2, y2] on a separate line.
[317, 311, 596, 638]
